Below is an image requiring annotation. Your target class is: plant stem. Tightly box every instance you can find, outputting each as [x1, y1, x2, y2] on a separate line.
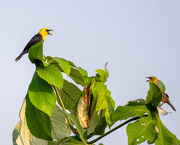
[53, 85, 75, 131]
[87, 114, 148, 144]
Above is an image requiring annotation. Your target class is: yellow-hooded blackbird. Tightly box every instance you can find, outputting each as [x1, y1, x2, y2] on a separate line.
[15, 28, 53, 61]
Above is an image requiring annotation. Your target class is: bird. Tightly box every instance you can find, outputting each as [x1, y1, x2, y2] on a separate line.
[15, 28, 53, 62]
[146, 76, 176, 111]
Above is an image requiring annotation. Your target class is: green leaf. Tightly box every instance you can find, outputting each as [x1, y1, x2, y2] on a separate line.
[94, 116, 107, 135]
[93, 83, 115, 124]
[96, 94, 108, 111]
[51, 105, 71, 141]
[87, 110, 99, 136]
[13, 99, 50, 145]
[155, 117, 180, 145]
[78, 67, 88, 78]
[42, 55, 51, 67]
[127, 115, 156, 145]
[158, 80, 166, 92]
[126, 99, 146, 106]
[105, 96, 115, 124]
[36, 64, 63, 90]
[95, 68, 109, 83]
[65, 113, 86, 143]
[111, 105, 149, 125]
[146, 81, 162, 106]
[58, 80, 82, 111]
[54, 57, 71, 75]
[28, 73, 56, 116]
[69, 67, 85, 86]
[26, 95, 53, 140]
[13, 100, 71, 145]
[68, 61, 77, 67]
[28, 41, 43, 63]
[92, 82, 104, 98]
[96, 87, 114, 111]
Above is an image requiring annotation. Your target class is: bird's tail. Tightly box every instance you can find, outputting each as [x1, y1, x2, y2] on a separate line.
[160, 101, 176, 111]
[161, 92, 176, 111]
[167, 101, 176, 111]
[15, 51, 26, 62]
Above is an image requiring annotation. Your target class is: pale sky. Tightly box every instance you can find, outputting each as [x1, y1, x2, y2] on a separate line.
[1, 1, 180, 144]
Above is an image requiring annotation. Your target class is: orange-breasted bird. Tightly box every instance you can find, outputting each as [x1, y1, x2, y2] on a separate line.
[146, 76, 176, 111]
[15, 28, 53, 61]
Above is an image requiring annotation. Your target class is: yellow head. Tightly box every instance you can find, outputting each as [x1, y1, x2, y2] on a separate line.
[146, 76, 159, 85]
[39, 28, 53, 41]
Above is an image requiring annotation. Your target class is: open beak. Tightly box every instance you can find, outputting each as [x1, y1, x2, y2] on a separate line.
[48, 29, 53, 35]
[145, 77, 150, 82]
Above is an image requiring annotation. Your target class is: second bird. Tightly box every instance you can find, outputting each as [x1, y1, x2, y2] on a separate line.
[15, 28, 53, 62]
[146, 76, 176, 111]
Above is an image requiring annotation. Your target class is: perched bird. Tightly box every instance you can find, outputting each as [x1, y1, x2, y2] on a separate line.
[15, 28, 53, 61]
[146, 76, 176, 111]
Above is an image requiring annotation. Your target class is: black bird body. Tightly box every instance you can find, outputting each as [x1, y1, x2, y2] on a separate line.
[15, 28, 53, 62]
[15, 33, 43, 61]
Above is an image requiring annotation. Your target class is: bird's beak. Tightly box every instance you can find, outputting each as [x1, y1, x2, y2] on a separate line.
[145, 77, 150, 82]
[48, 29, 53, 35]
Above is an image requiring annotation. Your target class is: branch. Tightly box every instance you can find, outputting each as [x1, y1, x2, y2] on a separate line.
[87, 114, 148, 144]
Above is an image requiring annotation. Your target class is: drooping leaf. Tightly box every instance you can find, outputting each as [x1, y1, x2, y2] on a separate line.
[127, 115, 156, 145]
[36, 64, 63, 90]
[146, 81, 162, 106]
[28, 42, 43, 64]
[26, 95, 53, 140]
[54, 57, 71, 75]
[77, 95, 89, 128]
[58, 80, 82, 111]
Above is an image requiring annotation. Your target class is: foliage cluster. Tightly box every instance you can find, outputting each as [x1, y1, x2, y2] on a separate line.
[13, 42, 180, 145]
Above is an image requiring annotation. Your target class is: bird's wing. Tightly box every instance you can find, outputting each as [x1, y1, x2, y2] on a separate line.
[23, 33, 43, 52]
